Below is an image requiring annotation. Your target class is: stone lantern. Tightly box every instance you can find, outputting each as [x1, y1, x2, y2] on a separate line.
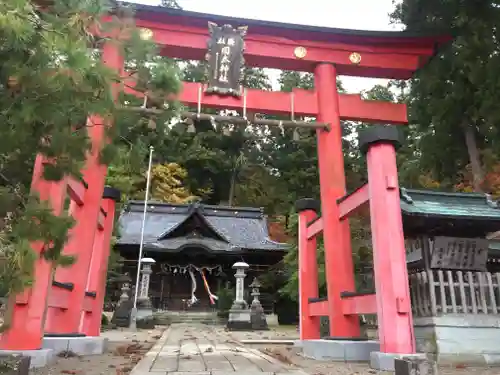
[249, 278, 268, 330]
[111, 274, 132, 327]
[227, 261, 252, 330]
[231, 261, 249, 310]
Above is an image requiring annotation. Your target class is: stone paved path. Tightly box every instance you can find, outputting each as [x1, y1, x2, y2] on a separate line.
[131, 323, 307, 375]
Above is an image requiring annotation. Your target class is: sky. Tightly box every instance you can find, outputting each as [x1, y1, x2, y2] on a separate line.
[132, 0, 403, 93]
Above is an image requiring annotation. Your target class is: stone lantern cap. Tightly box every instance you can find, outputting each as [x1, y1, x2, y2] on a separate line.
[141, 257, 156, 264]
[250, 277, 261, 288]
[232, 261, 249, 269]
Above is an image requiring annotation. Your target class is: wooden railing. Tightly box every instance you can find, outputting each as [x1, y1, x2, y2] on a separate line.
[409, 270, 500, 317]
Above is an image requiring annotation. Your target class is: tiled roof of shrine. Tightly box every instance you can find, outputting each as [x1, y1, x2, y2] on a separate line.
[116, 201, 288, 253]
[400, 188, 500, 237]
[400, 188, 500, 220]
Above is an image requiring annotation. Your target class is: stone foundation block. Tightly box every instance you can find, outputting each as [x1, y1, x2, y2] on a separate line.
[42, 336, 108, 356]
[301, 339, 380, 361]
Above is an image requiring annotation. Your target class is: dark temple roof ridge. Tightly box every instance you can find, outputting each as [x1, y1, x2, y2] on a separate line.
[156, 203, 230, 242]
[125, 200, 264, 218]
[117, 200, 287, 252]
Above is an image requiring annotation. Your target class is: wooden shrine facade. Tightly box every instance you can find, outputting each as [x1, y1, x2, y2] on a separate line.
[115, 201, 287, 311]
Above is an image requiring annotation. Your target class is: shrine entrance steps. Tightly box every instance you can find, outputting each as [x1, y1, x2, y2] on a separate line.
[130, 323, 307, 375]
[154, 311, 222, 325]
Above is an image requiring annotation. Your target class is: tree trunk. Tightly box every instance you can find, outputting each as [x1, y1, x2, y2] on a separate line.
[228, 168, 238, 206]
[462, 123, 484, 192]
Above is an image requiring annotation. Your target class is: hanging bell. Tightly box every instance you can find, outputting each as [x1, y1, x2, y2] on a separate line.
[293, 128, 300, 141]
[223, 126, 231, 136]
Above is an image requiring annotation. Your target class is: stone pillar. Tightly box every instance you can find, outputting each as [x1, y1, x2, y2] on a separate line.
[138, 258, 155, 303]
[136, 258, 156, 327]
[250, 278, 268, 330]
[232, 262, 249, 309]
[227, 262, 251, 330]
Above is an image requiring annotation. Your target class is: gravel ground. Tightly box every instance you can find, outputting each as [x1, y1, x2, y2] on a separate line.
[226, 325, 500, 375]
[24, 324, 500, 375]
[29, 327, 166, 375]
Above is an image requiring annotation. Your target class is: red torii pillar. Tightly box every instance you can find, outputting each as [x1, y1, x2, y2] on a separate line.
[315, 63, 360, 338]
[358, 126, 415, 368]
[296, 199, 321, 340]
[0, 157, 66, 353]
[44, 41, 123, 334]
[81, 187, 121, 336]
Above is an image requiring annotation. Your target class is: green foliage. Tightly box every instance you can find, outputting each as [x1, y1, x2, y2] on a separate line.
[101, 313, 109, 326]
[0, 0, 181, 309]
[216, 285, 235, 318]
[391, 0, 500, 191]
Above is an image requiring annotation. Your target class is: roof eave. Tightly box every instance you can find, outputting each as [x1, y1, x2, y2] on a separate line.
[402, 211, 500, 222]
[121, 2, 451, 47]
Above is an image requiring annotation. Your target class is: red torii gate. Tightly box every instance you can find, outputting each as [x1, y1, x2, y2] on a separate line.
[0, 2, 450, 369]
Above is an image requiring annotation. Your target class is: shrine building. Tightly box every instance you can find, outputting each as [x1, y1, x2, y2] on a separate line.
[115, 201, 287, 311]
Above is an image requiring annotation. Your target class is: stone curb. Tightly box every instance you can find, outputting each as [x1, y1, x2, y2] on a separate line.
[240, 340, 296, 345]
[131, 326, 172, 375]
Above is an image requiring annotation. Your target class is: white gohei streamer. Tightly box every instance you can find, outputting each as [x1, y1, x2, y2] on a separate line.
[188, 268, 198, 306]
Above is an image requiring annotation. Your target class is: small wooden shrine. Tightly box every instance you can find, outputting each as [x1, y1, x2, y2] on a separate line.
[115, 201, 287, 311]
[400, 188, 500, 364]
[401, 188, 500, 272]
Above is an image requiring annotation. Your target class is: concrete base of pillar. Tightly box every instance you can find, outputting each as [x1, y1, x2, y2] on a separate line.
[370, 351, 427, 372]
[42, 336, 108, 356]
[301, 339, 380, 362]
[0, 349, 54, 369]
[227, 309, 251, 331]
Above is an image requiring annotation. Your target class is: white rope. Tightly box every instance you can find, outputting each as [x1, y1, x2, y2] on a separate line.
[160, 263, 223, 275]
[188, 268, 198, 306]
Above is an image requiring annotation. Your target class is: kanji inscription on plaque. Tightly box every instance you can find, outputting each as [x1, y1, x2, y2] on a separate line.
[430, 236, 489, 271]
[205, 22, 247, 96]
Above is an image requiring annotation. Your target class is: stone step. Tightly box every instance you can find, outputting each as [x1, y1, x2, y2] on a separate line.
[154, 312, 225, 325]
